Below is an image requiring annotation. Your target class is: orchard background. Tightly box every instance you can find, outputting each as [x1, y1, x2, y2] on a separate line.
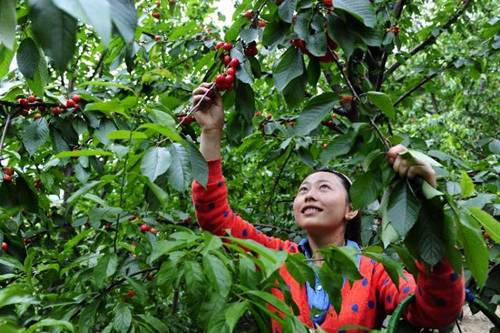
[0, 0, 498, 332]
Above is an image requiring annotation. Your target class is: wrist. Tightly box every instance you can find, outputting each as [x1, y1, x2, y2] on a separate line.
[201, 128, 222, 137]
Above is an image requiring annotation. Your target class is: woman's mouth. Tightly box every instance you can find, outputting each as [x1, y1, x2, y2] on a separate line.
[301, 206, 323, 216]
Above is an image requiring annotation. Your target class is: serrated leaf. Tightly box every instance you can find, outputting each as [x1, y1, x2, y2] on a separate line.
[273, 46, 303, 92]
[167, 143, 190, 191]
[30, 0, 77, 71]
[184, 141, 208, 188]
[0, 0, 16, 50]
[108, 0, 137, 43]
[294, 92, 337, 136]
[53, 0, 112, 46]
[468, 208, 500, 244]
[26, 319, 74, 333]
[203, 254, 232, 297]
[22, 118, 49, 155]
[17, 38, 39, 78]
[350, 171, 381, 209]
[278, 0, 298, 23]
[225, 301, 248, 333]
[334, 0, 376, 28]
[367, 91, 394, 118]
[140, 147, 171, 182]
[399, 149, 442, 168]
[386, 181, 421, 238]
[113, 303, 131, 333]
[458, 217, 489, 287]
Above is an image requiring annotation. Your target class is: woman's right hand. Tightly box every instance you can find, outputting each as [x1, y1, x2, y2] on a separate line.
[191, 82, 224, 133]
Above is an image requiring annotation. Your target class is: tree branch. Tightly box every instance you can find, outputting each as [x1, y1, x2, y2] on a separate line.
[393, 72, 439, 106]
[384, 0, 472, 78]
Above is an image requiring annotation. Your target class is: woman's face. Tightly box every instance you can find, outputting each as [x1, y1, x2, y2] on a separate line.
[293, 171, 354, 235]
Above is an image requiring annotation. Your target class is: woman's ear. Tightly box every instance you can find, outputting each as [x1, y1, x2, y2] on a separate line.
[345, 204, 358, 221]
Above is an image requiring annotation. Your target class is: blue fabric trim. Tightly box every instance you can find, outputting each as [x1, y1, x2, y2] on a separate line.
[299, 238, 361, 326]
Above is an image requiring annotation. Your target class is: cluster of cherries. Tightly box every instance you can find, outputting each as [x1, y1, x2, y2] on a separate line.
[16, 94, 83, 118]
[2, 167, 14, 182]
[139, 223, 158, 234]
[214, 42, 240, 91]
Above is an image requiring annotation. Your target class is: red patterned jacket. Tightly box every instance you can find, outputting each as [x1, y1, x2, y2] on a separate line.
[192, 160, 464, 332]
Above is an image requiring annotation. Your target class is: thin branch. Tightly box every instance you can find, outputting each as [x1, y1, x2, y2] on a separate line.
[0, 114, 12, 166]
[331, 50, 360, 101]
[268, 148, 293, 220]
[393, 72, 439, 106]
[384, 0, 472, 78]
[175, 82, 216, 129]
[369, 117, 390, 151]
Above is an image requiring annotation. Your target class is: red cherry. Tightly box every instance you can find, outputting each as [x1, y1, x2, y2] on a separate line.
[27, 95, 37, 103]
[215, 74, 226, 86]
[1, 242, 8, 251]
[3, 167, 14, 176]
[257, 19, 267, 28]
[3, 174, 12, 182]
[18, 98, 28, 105]
[215, 41, 225, 50]
[154, 35, 161, 42]
[225, 74, 234, 85]
[226, 67, 236, 76]
[66, 99, 76, 108]
[51, 106, 62, 115]
[229, 58, 240, 68]
[324, 0, 333, 7]
[291, 39, 306, 50]
[242, 10, 253, 19]
[72, 95, 81, 103]
[152, 12, 161, 19]
[223, 42, 232, 51]
[127, 290, 136, 298]
[223, 55, 231, 65]
[140, 224, 150, 232]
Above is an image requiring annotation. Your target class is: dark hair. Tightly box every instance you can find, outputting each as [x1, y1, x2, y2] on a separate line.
[309, 169, 362, 244]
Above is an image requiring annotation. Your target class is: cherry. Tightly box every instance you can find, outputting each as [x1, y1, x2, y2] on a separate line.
[257, 19, 267, 28]
[51, 106, 62, 115]
[324, 0, 333, 7]
[340, 95, 353, 105]
[72, 95, 81, 103]
[223, 55, 231, 65]
[244, 41, 258, 57]
[3, 174, 12, 182]
[140, 224, 150, 232]
[331, 113, 337, 120]
[34, 179, 43, 190]
[226, 67, 235, 76]
[18, 98, 28, 105]
[150, 227, 158, 234]
[152, 12, 161, 19]
[127, 290, 136, 298]
[291, 39, 306, 50]
[255, 111, 262, 117]
[215, 41, 225, 50]
[223, 42, 232, 51]
[266, 114, 273, 120]
[66, 99, 76, 108]
[1, 242, 8, 251]
[215, 74, 226, 86]
[155, 0, 161, 7]
[3, 167, 14, 176]
[242, 10, 253, 19]
[27, 95, 37, 103]
[225, 74, 234, 85]
[154, 35, 162, 42]
[229, 57, 240, 68]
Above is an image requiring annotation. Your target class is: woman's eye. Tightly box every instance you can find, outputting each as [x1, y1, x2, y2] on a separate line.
[320, 184, 331, 190]
[299, 187, 308, 193]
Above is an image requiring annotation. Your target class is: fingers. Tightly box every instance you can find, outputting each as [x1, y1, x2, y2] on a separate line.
[386, 144, 407, 161]
[393, 156, 410, 178]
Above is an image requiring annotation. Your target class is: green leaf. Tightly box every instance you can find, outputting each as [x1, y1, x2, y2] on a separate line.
[421, 181, 443, 199]
[318, 264, 343, 313]
[53, 0, 112, 46]
[113, 303, 132, 333]
[0, 284, 39, 308]
[246, 290, 292, 317]
[460, 171, 475, 198]
[285, 253, 316, 286]
[0, 0, 16, 50]
[140, 147, 172, 182]
[278, 0, 298, 23]
[367, 91, 395, 119]
[22, 118, 49, 155]
[262, 19, 289, 47]
[320, 132, 357, 165]
[67, 180, 101, 204]
[139, 123, 183, 142]
[273, 46, 303, 92]
[0, 256, 24, 271]
[107, 130, 148, 140]
[0, 44, 15, 78]
[468, 208, 500, 244]
[17, 38, 39, 78]
[224, 301, 248, 333]
[306, 31, 327, 57]
[148, 239, 192, 263]
[94, 253, 118, 288]
[145, 179, 168, 204]
[458, 217, 489, 287]
[363, 249, 404, 289]
[235, 82, 256, 122]
[30, 0, 77, 71]
[327, 15, 356, 57]
[55, 149, 112, 158]
[167, 143, 190, 191]
[350, 171, 382, 209]
[386, 180, 421, 238]
[203, 253, 232, 297]
[184, 141, 208, 188]
[334, 0, 376, 28]
[399, 149, 442, 168]
[108, 0, 137, 43]
[294, 92, 337, 136]
[26, 319, 74, 333]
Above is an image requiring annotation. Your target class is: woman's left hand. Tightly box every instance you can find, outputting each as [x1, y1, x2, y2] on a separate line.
[386, 145, 437, 188]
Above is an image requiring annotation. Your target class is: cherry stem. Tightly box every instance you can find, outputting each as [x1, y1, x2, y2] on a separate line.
[176, 82, 216, 129]
[0, 114, 12, 166]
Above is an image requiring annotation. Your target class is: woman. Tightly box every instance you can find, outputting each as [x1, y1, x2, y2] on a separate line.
[190, 83, 464, 332]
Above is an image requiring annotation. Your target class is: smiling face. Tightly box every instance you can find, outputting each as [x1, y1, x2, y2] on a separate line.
[293, 171, 356, 237]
